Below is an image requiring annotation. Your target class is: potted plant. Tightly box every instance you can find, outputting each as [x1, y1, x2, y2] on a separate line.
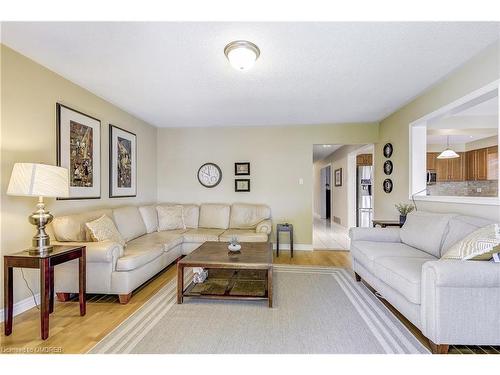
[394, 203, 415, 226]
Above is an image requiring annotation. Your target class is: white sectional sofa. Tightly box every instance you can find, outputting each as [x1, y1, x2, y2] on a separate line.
[49, 203, 272, 304]
[349, 211, 500, 354]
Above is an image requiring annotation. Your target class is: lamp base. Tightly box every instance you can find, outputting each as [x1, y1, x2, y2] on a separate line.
[28, 197, 54, 256]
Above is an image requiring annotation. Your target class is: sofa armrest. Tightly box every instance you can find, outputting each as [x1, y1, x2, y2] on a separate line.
[349, 227, 401, 243]
[256, 219, 272, 234]
[421, 260, 500, 345]
[422, 260, 500, 288]
[52, 240, 124, 264]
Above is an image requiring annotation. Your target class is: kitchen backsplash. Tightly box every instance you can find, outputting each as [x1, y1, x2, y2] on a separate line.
[427, 180, 498, 197]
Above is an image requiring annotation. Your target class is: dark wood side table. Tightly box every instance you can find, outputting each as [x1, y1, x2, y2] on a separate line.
[372, 220, 402, 228]
[276, 223, 293, 258]
[4, 245, 86, 340]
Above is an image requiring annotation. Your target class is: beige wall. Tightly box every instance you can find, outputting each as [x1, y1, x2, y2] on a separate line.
[374, 41, 500, 221]
[0, 45, 158, 306]
[157, 124, 378, 245]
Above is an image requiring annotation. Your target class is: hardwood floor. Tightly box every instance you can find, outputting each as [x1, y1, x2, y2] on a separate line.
[0, 250, 348, 354]
[2, 249, 497, 354]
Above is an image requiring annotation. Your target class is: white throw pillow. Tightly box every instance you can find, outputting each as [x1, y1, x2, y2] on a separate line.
[442, 223, 500, 260]
[139, 205, 159, 233]
[85, 215, 126, 247]
[157, 205, 185, 231]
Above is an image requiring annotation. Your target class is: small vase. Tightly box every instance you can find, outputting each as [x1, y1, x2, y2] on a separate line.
[399, 215, 406, 226]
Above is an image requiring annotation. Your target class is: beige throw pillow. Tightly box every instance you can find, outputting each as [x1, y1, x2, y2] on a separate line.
[157, 205, 185, 231]
[442, 223, 500, 261]
[85, 215, 126, 247]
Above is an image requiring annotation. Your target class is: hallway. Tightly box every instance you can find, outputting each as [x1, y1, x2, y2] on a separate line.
[313, 217, 350, 250]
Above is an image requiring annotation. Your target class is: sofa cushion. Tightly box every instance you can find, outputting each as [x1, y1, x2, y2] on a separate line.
[85, 215, 126, 247]
[198, 204, 230, 229]
[229, 203, 271, 229]
[113, 206, 147, 242]
[441, 215, 494, 255]
[372, 256, 434, 304]
[139, 205, 159, 234]
[115, 239, 164, 271]
[133, 230, 186, 252]
[400, 211, 455, 258]
[52, 209, 113, 242]
[182, 204, 200, 229]
[157, 205, 185, 231]
[219, 229, 268, 242]
[350, 241, 436, 272]
[183, 228, 225, 242]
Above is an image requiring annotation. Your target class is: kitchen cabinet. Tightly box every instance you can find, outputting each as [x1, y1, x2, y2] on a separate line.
[465, 147, 496, 181]
[487, 146, 498, 180]
[356, 154, 373, 166]
[431, 152, 465, 182]
[427, 146, 498, 182]
[426, 152, 438, 170]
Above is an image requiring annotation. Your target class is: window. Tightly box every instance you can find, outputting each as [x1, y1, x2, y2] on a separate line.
[410, 81, 499, 205]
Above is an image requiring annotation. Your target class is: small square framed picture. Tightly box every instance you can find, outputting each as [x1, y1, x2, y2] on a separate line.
[235, 162, 250, 175]
[235, 179, 250, 192]
[334, 168, 342, 187]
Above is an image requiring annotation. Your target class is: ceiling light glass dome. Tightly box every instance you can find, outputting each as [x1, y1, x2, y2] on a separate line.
[224, 40, 260, 71]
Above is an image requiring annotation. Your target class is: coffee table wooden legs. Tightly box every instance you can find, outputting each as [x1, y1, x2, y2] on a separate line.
[177, 263, 184, 304]
[267, 267, 273, 308]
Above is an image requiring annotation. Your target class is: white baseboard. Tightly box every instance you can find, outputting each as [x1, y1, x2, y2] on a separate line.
[0, 293, 40, 323]
[271, 243, 313, 251]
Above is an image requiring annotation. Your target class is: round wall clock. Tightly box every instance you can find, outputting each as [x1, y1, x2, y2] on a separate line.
[383, 178, 393, 193]
[383, 160, 393, 175]
[197, 163, 222, 188]
[383, 143, 393, 158]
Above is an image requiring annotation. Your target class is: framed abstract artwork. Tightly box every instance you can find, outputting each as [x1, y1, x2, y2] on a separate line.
[109, 125, 137, 198]
[235, 179, 250, 192]
[56, 103, 101, 199]
[334, 168, 342, 187]
[235, 162, 250, 175]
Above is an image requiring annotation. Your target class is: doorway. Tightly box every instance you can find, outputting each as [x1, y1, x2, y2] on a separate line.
[347, 144, 375, 228]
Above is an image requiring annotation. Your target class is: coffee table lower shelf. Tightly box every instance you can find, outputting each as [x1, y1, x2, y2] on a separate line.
[177, 267, 273, 308]
[183, 282, 270, 302]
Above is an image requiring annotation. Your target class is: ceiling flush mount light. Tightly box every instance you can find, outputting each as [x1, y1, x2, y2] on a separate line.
[322, 145, 332, 148]
[224, 40, 260, 71]
[437, 136, 460, 159]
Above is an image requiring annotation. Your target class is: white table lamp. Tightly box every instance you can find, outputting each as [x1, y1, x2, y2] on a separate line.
[7, 163, 69, 254]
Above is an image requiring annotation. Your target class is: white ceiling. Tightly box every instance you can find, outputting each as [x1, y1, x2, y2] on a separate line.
[313, 144, 342, 162]
[2, 22, 499, 128]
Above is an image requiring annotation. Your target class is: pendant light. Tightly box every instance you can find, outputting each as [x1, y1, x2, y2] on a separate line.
[437, 136, 460, 159]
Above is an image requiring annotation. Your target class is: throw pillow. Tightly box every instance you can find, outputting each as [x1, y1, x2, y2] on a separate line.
[157, 205, 185, 231]
[85, 215, 126, 247]
[139, 205, 159, 233]
[442, 223, 500, 260]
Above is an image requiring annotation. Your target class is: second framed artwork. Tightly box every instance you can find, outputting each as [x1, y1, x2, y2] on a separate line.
[334, 168, 343, 187]
[235, 179, 250, 192]
[109, 125, 137, 198]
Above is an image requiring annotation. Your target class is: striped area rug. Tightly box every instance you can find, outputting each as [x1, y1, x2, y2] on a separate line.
[89, 265, 429, 354]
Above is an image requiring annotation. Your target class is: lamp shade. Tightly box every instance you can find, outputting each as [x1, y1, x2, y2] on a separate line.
[437, 148, 460, 159]
[7, 163, 69, 198]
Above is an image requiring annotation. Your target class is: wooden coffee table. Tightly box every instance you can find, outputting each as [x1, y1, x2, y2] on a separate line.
[177, 241, 273, 307]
